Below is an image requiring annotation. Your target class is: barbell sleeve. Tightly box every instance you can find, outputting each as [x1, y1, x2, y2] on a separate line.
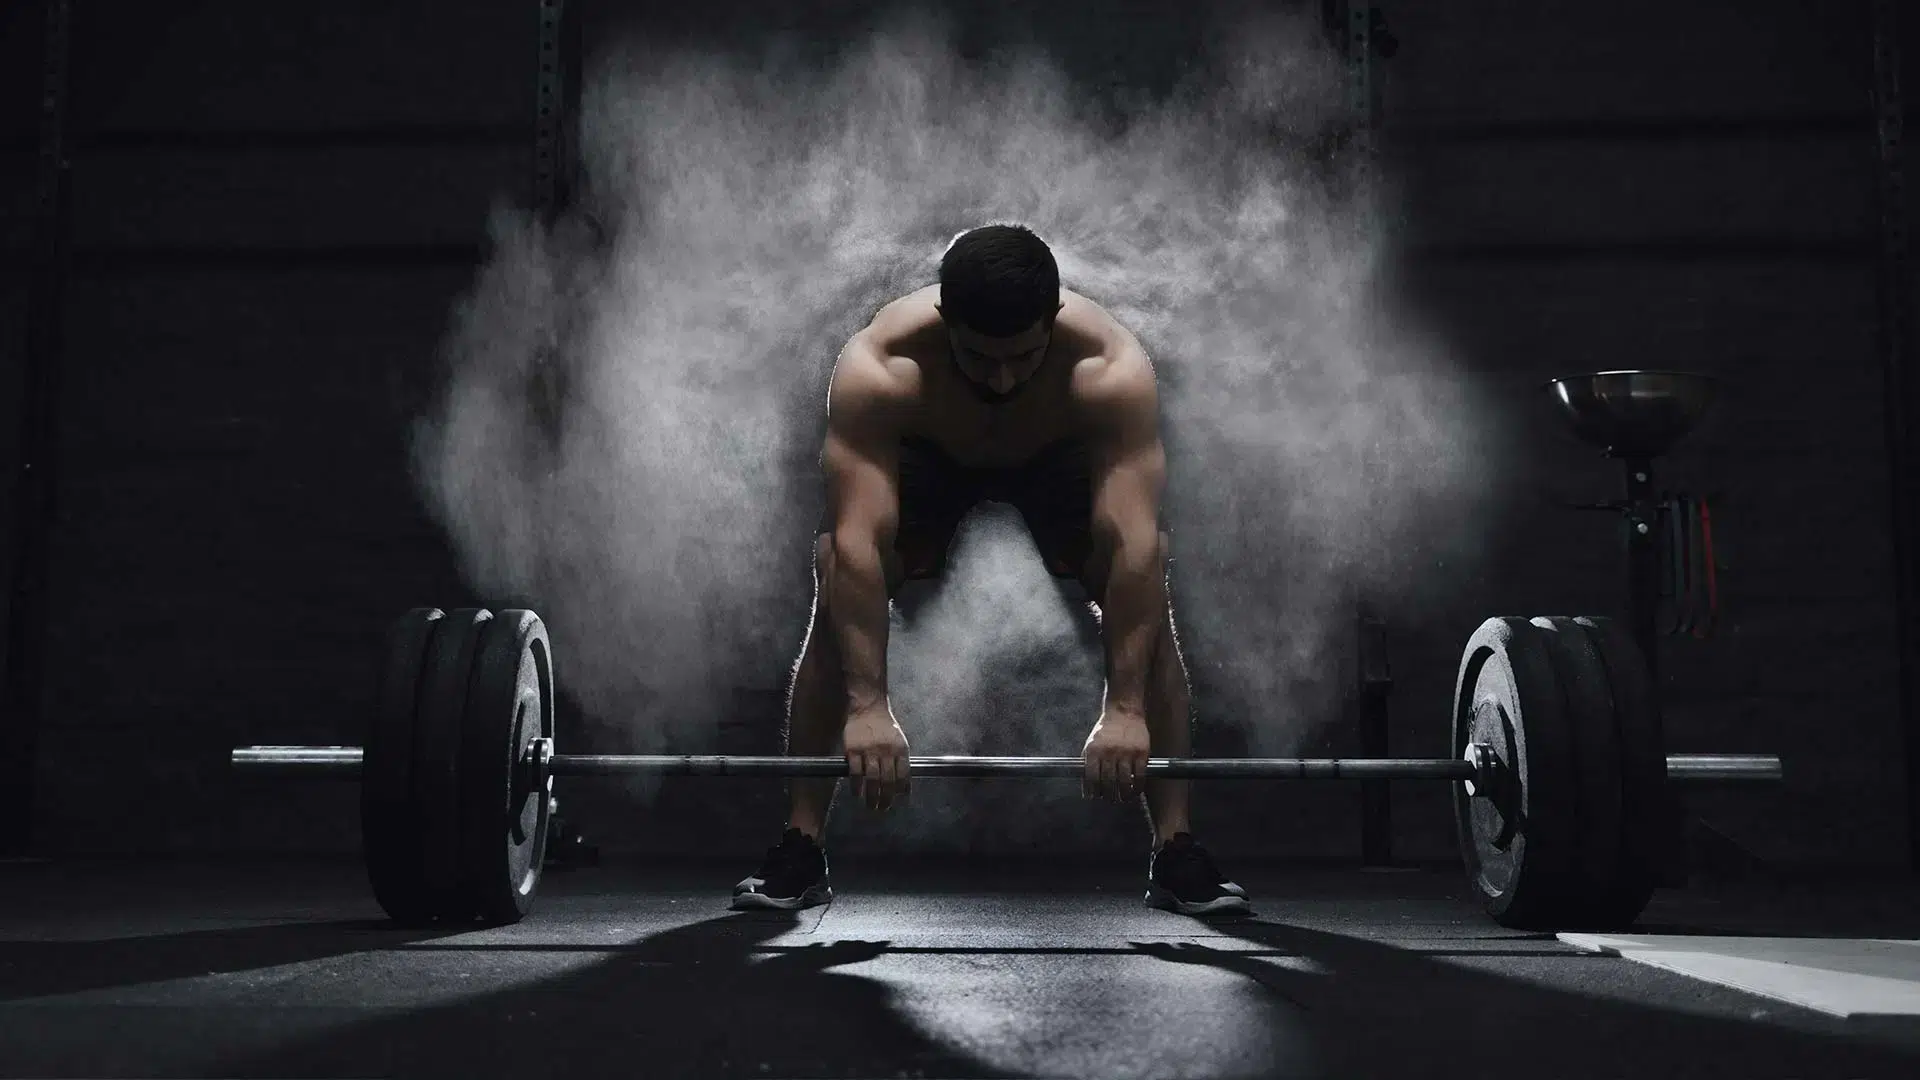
[1664, 754, 1783, 781]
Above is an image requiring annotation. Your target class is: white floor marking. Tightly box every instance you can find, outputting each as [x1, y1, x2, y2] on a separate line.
[1559, 934, 1920, 1019]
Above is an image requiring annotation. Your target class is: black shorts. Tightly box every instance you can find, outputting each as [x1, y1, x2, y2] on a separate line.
[826, 437, 1095, 582]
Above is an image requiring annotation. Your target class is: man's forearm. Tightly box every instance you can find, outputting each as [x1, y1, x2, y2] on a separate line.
[830, 536, 892, 713]
[1100, 531, 1165, 716]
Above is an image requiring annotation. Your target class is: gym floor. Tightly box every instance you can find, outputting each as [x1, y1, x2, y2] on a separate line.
[4, 858, 1918, 1079]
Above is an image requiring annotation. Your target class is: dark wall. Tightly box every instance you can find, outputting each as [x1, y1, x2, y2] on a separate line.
[0, 4, 43, 670]
[1378, 0, 1907, 868]
[11, 0, 531, 854]
[3, 0, 1912, 869]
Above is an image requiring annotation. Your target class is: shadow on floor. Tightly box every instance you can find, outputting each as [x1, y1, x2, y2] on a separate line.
[0, 918, 449, 1003]
[10, 864, 1920, 1079]
[1127, 914, 1920, 1079]
[209, 910, 1015, 1079]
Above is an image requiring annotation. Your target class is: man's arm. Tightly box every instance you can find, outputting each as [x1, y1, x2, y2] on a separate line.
[1083, 345, 1169, 718]
[822, 333, 908, 714]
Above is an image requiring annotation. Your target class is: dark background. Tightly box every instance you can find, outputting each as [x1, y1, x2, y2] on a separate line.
[0, 0, 1914, 872]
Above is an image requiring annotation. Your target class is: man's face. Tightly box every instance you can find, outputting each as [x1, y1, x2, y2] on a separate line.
[939, 310, 1054, 405]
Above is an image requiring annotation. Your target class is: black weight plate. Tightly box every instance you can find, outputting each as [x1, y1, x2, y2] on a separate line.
[1534, 617, 1630, 928]
[458, 609, 555, 924]
[413, 607, 493, 921]
[363, 607, 444, 925]
[1574, 615, 1665, 911]
[1451, 616, 1580, 929]
[1459, 680, 1521, 890]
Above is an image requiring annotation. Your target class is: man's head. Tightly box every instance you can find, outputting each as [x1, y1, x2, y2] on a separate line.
[937, 224, 1063, 405]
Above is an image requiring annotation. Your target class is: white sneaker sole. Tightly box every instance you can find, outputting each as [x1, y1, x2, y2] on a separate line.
[730, 883, 832, 911]
[1145, 883, 1252, 916]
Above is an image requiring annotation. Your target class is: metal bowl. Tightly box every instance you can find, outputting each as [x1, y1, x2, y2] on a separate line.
[1544, 370, 1719, 458]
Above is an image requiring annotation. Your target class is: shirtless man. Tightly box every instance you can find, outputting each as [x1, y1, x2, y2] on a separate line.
[732, 224, 1250, 916]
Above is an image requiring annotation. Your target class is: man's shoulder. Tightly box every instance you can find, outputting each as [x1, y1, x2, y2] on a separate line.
[1062, 296, 1153, 405]
[833, 341, 920, 401]
[832, 325, 924, 430]
[860, 286, 943, 350]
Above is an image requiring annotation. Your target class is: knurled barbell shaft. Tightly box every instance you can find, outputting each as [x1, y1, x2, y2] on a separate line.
[228, 746, 1784, 782]
[231, 747, 1471, 779]
[555, 754, 1476, 779]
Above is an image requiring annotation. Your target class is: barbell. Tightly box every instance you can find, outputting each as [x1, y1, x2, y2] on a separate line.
[231, 607, 1781, 931]
[230, 745, 1778, 782]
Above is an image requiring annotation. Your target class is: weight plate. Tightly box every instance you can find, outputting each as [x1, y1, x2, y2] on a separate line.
[363, 607, 444, 924]
[1574, 615, 1665, 912]
[1451, 616, 1580, 928]
[412, 607, 493, 921]
[1534, 617, 1632, 928]
[458, 609, 555, 924]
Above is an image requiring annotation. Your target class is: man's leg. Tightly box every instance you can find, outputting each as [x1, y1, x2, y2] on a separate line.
[1134, 531, 1249, 913]
[783, 534, 847, 839]
[1141, 542, 1193, 844]
[733, 534, 845, 909]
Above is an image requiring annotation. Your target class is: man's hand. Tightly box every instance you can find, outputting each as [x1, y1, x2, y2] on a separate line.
[1082, 707, 1151, 802]
[844, 702, 910, 812]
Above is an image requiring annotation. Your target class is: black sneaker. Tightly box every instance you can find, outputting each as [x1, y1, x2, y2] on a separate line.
[731, 828, 832, 911]
[1146, 833, 1251, 915]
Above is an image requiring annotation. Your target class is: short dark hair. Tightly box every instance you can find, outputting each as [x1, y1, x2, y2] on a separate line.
[938, 224, 1060, 338]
